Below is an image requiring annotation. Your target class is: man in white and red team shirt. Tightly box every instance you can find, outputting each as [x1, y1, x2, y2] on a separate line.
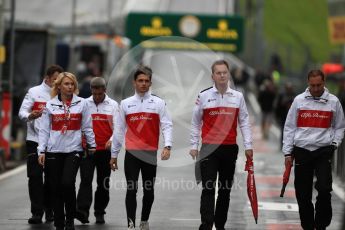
[189, 60, 253, 230]
[283, 69, 345, 230]
[75, 77, 119, 225]
[18, 65, 64, 224]
[110, 66, 173, 230]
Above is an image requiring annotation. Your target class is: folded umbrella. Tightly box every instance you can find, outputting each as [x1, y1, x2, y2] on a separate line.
[280, 163, 292, 197]
[195, 155, 202, 185]
[245, 157, 258, 224]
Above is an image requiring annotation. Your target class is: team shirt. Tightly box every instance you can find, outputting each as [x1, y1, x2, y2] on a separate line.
[283, 87, 345, 155]
[111, 91, 173, 158]
[18, 81, 51, 143]
[37, 94, 95, 154]
[86, 94, 118, 151]
[190, 85, 252, 150]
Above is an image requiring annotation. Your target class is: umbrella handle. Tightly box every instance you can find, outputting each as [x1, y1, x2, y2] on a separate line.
[280, 183, 287, 197]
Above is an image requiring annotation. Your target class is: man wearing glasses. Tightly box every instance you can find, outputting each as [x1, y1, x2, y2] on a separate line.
[283, 69, 345, 230]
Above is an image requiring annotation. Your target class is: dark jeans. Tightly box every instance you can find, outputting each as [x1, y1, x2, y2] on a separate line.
[26, 141, 52, 216]
[199, 144, 238, 230]
[76, 150, 111, 217]
[293, 146, 334, 230]
[45, 152, 81, 228]
[124, 150, 157, 227]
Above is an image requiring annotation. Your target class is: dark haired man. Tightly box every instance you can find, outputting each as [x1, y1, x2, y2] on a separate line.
[19, 64, 64, 224]
[110, 66, 173, 230]
[283, 69, 345, 230]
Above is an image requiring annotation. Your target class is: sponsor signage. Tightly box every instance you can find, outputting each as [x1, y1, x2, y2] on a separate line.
[328, 16, 345, 44]
[126, 13, 244, 53]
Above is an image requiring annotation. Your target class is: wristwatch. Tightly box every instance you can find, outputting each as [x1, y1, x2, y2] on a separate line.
[165, 146, 172, 150]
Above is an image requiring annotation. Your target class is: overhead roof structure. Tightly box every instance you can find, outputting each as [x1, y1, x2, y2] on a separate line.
[7, 0, 232, 28]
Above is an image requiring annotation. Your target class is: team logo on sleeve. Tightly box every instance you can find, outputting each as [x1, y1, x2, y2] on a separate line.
[32, 102, 46, 112]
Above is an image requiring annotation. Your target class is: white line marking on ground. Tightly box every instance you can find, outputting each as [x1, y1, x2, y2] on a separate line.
[247, 92, 260, 116]
[270, 124, 281, 139]
[265, 219, 300, 224]
[257, 201, 298, 212]
[0, 164, 26, 181]
[212, 174, 219, 230]
[333, 182, 345, 202]
[170, 218, 200, 221]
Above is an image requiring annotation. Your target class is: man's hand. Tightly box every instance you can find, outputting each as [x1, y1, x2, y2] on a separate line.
[331, 142, 338, 151]
[285, 155, 294, 168]
[161, 147, 171, 160]
[245, 149, 253, 160]
[38, 154, 45, 167]
[105, 140, 112, 150]
[110, 157, 118, 171]
[189, 149, 199, 160]
[28, 110, 43, 120]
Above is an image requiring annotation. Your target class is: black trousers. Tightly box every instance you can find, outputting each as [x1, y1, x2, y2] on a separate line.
[124, 150, 157, 227]
[76, 150, 111, 216]
[199, 144, 238, 230]
[26, 141, 52, 216]
[45, 152, 81, 228]
[293, 146, 334, 230]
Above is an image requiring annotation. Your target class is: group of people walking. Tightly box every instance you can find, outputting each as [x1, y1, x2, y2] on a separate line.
[19, 60, 344, 230]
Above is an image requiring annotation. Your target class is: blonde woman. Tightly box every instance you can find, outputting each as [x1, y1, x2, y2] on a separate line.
[37, 72, 96, 230]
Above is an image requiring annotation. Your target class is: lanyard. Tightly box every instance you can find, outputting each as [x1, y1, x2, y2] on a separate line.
[61, 101, 71, 134]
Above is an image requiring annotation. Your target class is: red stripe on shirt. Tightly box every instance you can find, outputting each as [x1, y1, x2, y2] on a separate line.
[297, 110, 332, 128]
[92, 114, 113, 150]
[125, 112, 160, 151]
[32, 102, 46, 112]
[51, 113, 82, 131]
[202, 107, 239, 145]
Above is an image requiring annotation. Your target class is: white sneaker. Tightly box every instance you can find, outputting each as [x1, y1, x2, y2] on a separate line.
[139, 221, 149, 230]
[128, 222, 135, 229]
[128, 219, 135, 229]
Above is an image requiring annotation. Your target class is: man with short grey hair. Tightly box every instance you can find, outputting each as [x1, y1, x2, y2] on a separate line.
[90, 77, 106, 88]
[76, 77, 119, 225]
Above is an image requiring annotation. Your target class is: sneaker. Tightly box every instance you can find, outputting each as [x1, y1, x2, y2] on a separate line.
[95, 214, 105, 224]
[128, 219, 135, 229]
[45, 209, 54, 222]
[75, 210, 89, 224]
[128, 222, 135, 229]
[28, 214, 42, 224]
[139, 221, 149, 230]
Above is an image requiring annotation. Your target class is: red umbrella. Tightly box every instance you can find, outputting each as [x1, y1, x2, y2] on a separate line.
[322, 63, 344, 75]
[280, 163, 293, 197]
[195, 158, 201, 185]
[245, 157, 258, 224]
